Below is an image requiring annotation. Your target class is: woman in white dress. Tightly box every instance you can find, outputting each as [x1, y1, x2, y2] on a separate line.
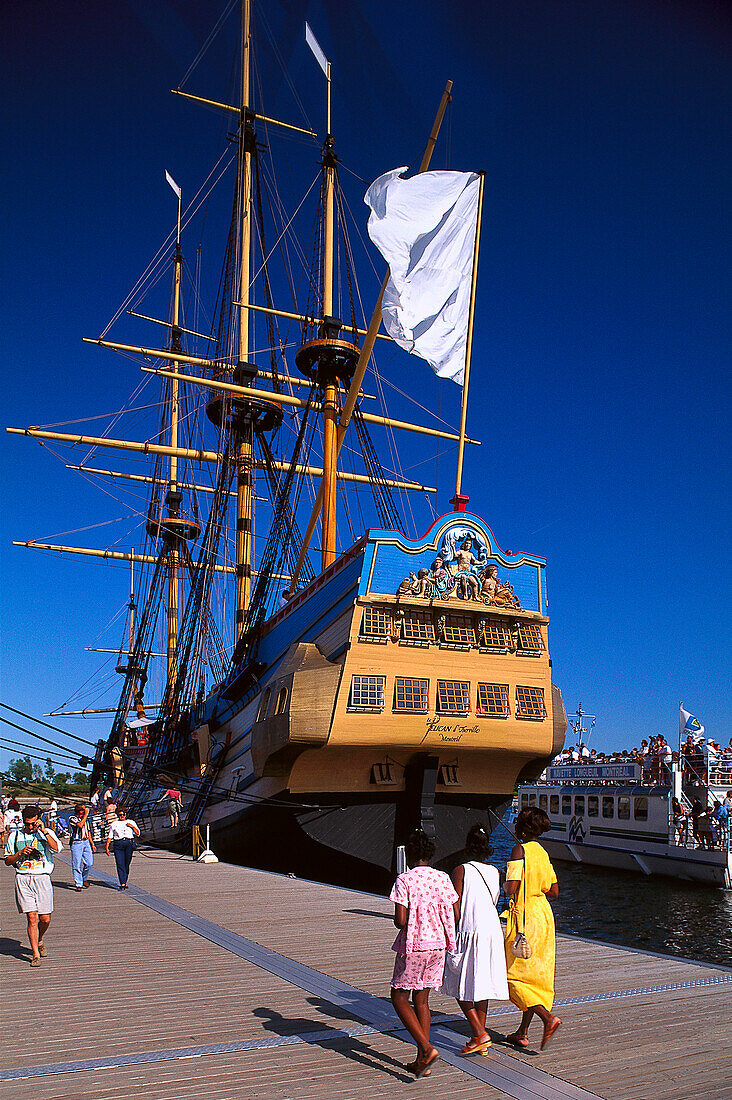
[441, 824, 509, 1054]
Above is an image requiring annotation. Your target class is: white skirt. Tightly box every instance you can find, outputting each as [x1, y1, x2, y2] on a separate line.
[441, 924, 509, 1002]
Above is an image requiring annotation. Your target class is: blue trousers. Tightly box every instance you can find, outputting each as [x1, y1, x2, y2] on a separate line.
[70, 839, 94, 886]
[112, 838, 134, 886]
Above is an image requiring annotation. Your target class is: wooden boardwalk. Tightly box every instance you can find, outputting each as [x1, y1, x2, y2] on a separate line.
[1, 847, 731, 1100]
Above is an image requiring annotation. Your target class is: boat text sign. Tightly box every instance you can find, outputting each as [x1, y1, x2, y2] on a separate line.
[545, 763, 641, 781]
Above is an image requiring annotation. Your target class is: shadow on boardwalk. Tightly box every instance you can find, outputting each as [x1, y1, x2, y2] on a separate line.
[253, 999, 414, 1082]
[0, 936, 30, 961]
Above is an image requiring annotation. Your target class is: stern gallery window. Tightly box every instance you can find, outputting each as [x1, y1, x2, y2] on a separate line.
[437, 680, 470, 714]
[402, 611, 435, 643]
[442, 615, 476, 646]
[360, 606, 391, 638]
[394, 678, 429, 712]
[477, 682, 509, 716]
[349, 675, 385, 710]
[517, 622, 544, 651]
[516, 685, 546, 718]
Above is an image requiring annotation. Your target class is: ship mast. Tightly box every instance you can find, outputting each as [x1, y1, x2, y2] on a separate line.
[299, 26, 342, 570]
[289, 80, 455, 590]
[321, 91, 338, 568]
[236, 0, 254, 630]
[299, 27, 362, 571]
[167, 174, 183, 683]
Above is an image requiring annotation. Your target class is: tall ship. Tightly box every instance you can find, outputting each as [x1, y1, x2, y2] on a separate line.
[9, 3, 566, 890]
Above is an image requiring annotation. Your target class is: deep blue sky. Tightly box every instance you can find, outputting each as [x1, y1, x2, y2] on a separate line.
[2, 0, 730, 774]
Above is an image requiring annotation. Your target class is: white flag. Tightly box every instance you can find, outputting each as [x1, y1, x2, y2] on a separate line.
[679, 705, 705, 741]
[165, 170, 181, 198]
[364, 167, 480, 385]
[305, 23, 329, 76]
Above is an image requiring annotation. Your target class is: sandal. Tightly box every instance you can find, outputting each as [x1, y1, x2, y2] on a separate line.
[541, 1016, 562, 1050]
[506, 1032, 529, 1048]
[38, 943, 47, 957]
[415, 1048, 440, 1078]
[406, 1060, 431, 1077]
[460, 1033, 491, 1055]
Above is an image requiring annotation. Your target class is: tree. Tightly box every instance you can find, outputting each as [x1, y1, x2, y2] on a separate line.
[45, 757, 55, 782]
[8, 755, 33, 783]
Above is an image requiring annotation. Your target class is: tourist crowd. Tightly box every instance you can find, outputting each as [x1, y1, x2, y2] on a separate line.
[550, 734, 732, 853]
[553, 733, 732, 786]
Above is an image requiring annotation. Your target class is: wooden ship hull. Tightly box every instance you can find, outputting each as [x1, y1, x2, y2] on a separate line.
[132, 511, 566, 888]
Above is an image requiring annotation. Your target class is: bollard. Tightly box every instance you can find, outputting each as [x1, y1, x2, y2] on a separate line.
[197, 823, 219, 864]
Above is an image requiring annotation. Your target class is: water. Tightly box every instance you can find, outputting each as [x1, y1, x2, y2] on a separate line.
[488, 822, 732, 968]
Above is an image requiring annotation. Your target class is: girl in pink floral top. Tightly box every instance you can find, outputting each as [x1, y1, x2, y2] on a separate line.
[389, 830, 459, 1078]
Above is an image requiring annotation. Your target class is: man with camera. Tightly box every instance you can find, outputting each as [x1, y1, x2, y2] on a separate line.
[4, 804, 61, 966]
[68, 801, 96, 889]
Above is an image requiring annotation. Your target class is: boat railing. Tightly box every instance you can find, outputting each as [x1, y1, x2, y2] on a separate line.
[669, 796, 730, 854]
[709, 762, 732, 789]
[640, 756, 673, 785]
[681, 755, 732, 793]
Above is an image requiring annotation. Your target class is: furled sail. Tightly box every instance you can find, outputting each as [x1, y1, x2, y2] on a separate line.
[364, 167, 480, 385]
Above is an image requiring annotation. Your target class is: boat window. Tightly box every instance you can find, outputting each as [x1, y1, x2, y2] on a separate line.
[393, 677, 429, 712]
[521, 794, 529, 808]
[528, 793, 537, 806]
[588, 796, 599, 818]
[516, 622, 544, 652]
[550, 794, 559, 814]
[479, 619, 512, 649]
[360, 606, 391, 640]
[436, 680, 470, 714]
[562, 795, 572, 816]
[476, 682, 509, 716]
[602, 796, 614, 818]
[257, 688, 271, 721]
[539, 794, 548, 810]
[348, 675, 385, 711]
[516, 685, 547, 719]
[401, 611, 435, 644]
[275, 688, 288, 715]
[618, 796, 630, 820]
[441, 614, 476, 646]
[634, 797, 648, 821]
[574, 795, 585, 816]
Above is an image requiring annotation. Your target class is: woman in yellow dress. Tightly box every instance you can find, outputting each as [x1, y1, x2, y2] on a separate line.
[503, 807, 562, 1050]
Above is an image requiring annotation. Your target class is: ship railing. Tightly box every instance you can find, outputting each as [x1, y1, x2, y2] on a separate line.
[709, 762, 732, 788]
[669, 796, 729, 853]
[641, 757, 673, 785]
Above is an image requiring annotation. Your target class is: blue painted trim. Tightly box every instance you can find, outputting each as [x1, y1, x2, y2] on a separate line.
[366, 511, 546, 568]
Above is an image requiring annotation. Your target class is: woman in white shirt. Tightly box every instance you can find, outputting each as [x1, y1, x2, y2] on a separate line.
[105, 806, 140, 890]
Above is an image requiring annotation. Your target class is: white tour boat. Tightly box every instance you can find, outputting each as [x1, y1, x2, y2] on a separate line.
[517, 708, 732, 887]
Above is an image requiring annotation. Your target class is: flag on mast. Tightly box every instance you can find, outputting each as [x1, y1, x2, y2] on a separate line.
[679, 704, 705, 741]
[305, 23, 329, 76]
[165, 170, 181, 199]
[364, 167, 481, 386]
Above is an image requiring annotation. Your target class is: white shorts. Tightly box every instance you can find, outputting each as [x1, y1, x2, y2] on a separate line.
[15, 874, 54, 914]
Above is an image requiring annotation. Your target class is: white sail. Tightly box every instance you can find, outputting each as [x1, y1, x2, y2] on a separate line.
[364, 167, 480, 385]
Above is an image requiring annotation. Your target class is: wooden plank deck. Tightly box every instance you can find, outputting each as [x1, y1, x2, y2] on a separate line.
[1, 847, 730, 1099]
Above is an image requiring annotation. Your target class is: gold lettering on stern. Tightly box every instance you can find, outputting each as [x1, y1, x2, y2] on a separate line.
[419, 716, 479, 744]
